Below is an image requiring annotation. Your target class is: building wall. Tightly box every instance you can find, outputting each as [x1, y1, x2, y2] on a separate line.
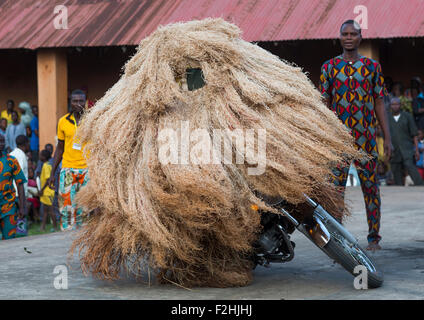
[0, 50, 38, 111]
[261, 38, 424, 91]
[0, 39, 422, 137]
[0, 46, 135, 113]
[379, 38, 424, 89]
[67, 46, 136, 106]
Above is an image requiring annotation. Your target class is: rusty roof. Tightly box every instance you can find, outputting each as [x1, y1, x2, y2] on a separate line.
[1, 0, 424, 49]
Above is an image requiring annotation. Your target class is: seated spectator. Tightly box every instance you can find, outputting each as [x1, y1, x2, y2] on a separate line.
[39, 149, 57, 232]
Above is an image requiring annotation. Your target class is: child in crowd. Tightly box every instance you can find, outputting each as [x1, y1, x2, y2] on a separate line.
[27, 166, 40, 223]
[0, 118, 7, 136]
[26, 126, 31, 138]
[39, 149, 57, 232]
[35, 143, 54, 177]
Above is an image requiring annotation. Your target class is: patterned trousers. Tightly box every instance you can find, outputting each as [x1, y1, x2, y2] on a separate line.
[331, 157, 381, 243]
[59, 168, 89, 231]
[0, 213, 17, 240]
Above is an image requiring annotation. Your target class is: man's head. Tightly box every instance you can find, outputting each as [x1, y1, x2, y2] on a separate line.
[390, 97, 401, 115]
[70, 89, 86, 115]
[39, 149, 51, 162]
[11, 110, 19, 124]
[0, 118, 7, 131]
[339, 20, 362, 51]
[31, 105, 38, 117]
[45, 143, 54, 154]
[16, 135, 29, 152]
[6, 99, 14, 111]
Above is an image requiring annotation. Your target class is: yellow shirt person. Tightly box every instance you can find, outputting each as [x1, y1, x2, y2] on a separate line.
[51, 90, 89, 231]
[57, 113, 87, 169]
[1, 109, 19, 125]
[40, 162, 55, 206]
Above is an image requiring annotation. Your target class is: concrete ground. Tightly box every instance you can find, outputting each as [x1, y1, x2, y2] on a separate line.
[0, 186, 423, 300]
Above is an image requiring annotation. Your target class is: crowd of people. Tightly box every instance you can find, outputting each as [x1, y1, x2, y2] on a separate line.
[0, 22, 423, 246]
[0, 89, 90, 240]
[373, 76, 424, 186]
[0, 100, 59, 237]
[346, 76, 424, 187]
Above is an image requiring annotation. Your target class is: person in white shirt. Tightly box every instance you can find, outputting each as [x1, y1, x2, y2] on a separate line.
[10, 135, 30, 198]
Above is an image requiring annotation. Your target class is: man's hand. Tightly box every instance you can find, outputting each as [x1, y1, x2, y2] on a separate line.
[384, 139, 392, 161]
[415, 150, 420, 162]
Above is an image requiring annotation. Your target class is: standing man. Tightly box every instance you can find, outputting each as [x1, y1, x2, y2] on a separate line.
[10, 135, 30, 199]
[0, 135, 26, 240]
[388, 97, 423, 186]
[1, 100, 17, 125]
[5, 110, 26, 152]
[319, 20, 392, 251]
[49, 90, 89, 231]
[29, 105, 39, 163]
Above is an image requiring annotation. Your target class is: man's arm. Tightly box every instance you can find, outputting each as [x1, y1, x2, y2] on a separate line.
[374, 98, 392, 161]
[319, 63, 332, 109]
[413, 136, 420, 161]
[49, 140, 64, 188]
[17, 183, 26, 219]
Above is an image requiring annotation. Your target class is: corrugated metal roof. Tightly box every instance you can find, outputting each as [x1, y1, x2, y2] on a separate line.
[1, 0, 424, 49]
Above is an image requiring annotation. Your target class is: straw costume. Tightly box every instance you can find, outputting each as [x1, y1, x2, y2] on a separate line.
[71, 18, 362, 288]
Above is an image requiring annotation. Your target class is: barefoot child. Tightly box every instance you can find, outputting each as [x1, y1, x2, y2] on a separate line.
[39, 149, 57, 232]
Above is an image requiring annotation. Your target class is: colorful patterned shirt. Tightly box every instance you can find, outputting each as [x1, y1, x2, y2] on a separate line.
[0, 152, 27, 218]
[319, 55, 387, 157]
